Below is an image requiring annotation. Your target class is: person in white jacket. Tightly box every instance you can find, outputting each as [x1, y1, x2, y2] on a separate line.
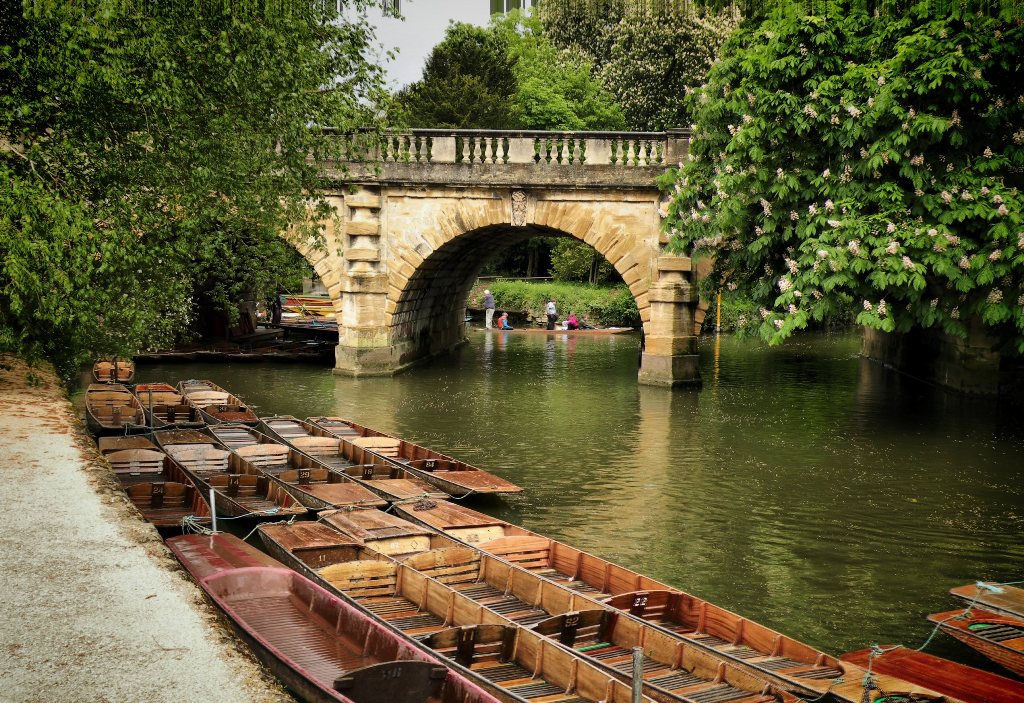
[546, 299, 557, 330]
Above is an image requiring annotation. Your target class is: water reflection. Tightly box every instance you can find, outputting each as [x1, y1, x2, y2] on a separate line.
[128, 330, 1023, 662]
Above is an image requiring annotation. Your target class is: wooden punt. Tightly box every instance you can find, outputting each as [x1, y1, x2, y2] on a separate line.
[393, 502, 949, 703]
[841, 646, 1024, 703]
[318, 508, 436, 558]
[166, 535, 502, 703]
[927, 608, 1024, 677]
[92, 357, 135, 384]
[85, 383, 148, 436]
[308, 416, 522, 497]
[483, 327, 634, 336]
[178, 379, 258, 425]
[255, 524, 798, 703]
[133, 382, 205, 430]
[949, 582, 1024, 619]
[97, 434, 212, 526]
[213, 425, 386, 511]
[261, 417, 447, 503]
[153, 428, 307, 519]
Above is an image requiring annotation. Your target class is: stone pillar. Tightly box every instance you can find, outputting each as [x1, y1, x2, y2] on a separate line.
[638, 255, 701, 387]
[333, 186, 397, 376]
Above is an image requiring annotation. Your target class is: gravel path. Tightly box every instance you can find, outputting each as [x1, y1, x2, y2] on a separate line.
[0, 357, 291, 703]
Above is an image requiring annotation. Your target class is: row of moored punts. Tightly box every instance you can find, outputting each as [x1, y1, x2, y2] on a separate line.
[86, 362, 1024, 703]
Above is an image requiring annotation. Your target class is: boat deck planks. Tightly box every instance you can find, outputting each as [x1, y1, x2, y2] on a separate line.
[842, 646, 1024, 703]
[928, 608, 1024, 677]
[950, 583, 1024, 620]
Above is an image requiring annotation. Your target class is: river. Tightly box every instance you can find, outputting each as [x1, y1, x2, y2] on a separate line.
[130, 329, 1024, 665]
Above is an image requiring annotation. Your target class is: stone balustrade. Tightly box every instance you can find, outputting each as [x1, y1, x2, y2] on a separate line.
[326, 128, 690, 188]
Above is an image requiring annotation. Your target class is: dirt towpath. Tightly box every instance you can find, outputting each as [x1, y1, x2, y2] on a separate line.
[0, 357, 290, 703]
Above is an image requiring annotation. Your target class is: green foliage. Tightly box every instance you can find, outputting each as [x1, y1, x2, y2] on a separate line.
[549, 238, 617, 283]
[396, 23, 519, 128]
[396, 12, 624, 131]
[0, 2, 386, 374]
[471, 280, 640, 327]
[495, 12, 625, 130]
[663, 3, 1024, 351]
[538, 1, 741, 130]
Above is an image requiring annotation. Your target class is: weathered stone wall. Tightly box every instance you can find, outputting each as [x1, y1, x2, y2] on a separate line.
[861, 326, 1024, 395]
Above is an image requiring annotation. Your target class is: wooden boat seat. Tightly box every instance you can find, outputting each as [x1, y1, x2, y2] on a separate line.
[603, 590, 678, 622]
[403, 548, 480, 586]
[351, 436, 401, 456]
[425, 625, 517, 669]
[478, 536, 551, 570]
[291, 437, 342, 455]
[105, 449, 166, 475]
[166, 446, 230, 474]
[318, 560, 397, 598]
[125, 481, 194, 509]
[333, 661, 449, 700]
[236, 444, 290, 468]
[185, 390, 229, 407]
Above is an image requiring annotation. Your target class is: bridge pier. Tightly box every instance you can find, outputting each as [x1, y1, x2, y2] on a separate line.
[638, 256, 701, 388]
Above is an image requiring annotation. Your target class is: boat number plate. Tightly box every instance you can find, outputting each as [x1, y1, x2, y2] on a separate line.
[424, 460, 436, 470]
[564, 613, 579, 627]
[379, 667, 403, 680]
[362, 466, 375, 479]
[298, 469, 310, 483]
[632, 596, 648, 608]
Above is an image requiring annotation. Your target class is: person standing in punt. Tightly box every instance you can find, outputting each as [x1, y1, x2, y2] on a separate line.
[483, 289, 495, 329]
[546, 298, 557, 330]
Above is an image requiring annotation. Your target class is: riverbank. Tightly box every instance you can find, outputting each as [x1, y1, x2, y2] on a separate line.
[0, 356, 289, 703]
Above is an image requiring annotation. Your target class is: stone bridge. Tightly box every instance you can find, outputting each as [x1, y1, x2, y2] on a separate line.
[295, 128, 701, 387]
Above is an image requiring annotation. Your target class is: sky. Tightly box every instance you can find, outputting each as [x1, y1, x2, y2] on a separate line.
[367, 0, 501, 89]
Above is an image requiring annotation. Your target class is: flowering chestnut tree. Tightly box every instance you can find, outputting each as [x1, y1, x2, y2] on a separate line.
[663, 5, 1024, 350]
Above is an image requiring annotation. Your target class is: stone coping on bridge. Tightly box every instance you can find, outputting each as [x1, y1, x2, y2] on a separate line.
[323, 128, 690, 189]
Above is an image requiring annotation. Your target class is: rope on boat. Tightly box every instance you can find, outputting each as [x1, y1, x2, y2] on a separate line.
[799, 676, 846, 702]
[240, 515, 296, 543]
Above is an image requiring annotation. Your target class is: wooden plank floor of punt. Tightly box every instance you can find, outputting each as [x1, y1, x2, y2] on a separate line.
[950, 582, 1024, 619]
[220, 590, 375, 685]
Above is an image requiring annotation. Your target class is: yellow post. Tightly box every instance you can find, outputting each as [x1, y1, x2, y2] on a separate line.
[716, 291, 722, 334]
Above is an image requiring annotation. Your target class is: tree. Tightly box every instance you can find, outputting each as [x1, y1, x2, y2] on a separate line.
[538, 1, 740, 130]
[549, 237, 617, 284]
[662, 3, 1024, 350]
[396, 23, 519, 128]
[1, 2, 387, 373]
[494, 11, 625, 131]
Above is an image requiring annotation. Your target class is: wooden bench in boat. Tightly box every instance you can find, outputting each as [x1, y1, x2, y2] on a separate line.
[351, 436, 402, 457]
[183, 390, 230, 408]
[164, 446, 231, 475]
[235, 444, 290, 471]
[105, 449, 166, 477]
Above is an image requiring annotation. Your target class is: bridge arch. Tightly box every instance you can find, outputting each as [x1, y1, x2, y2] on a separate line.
[306, 129, 701, 386]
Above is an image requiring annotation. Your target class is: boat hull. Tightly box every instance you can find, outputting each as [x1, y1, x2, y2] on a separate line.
[842, 646, 1024, 703]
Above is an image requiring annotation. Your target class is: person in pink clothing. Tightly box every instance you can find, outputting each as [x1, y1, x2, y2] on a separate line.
[566, 312, 579, 330]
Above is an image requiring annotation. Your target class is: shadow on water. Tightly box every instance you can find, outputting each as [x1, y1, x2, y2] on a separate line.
[104, 329, 1023, 665]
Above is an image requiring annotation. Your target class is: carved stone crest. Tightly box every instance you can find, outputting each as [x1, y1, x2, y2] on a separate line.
[511, 190, 527, 227]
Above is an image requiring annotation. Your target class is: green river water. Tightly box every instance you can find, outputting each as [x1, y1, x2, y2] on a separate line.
[128, 329, 1024, 666]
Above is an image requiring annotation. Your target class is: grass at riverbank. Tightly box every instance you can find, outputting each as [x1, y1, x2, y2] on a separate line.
[470, 280, 640, 327]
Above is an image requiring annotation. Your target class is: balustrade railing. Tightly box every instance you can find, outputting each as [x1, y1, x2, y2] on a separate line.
[333, 129, 689, 168]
